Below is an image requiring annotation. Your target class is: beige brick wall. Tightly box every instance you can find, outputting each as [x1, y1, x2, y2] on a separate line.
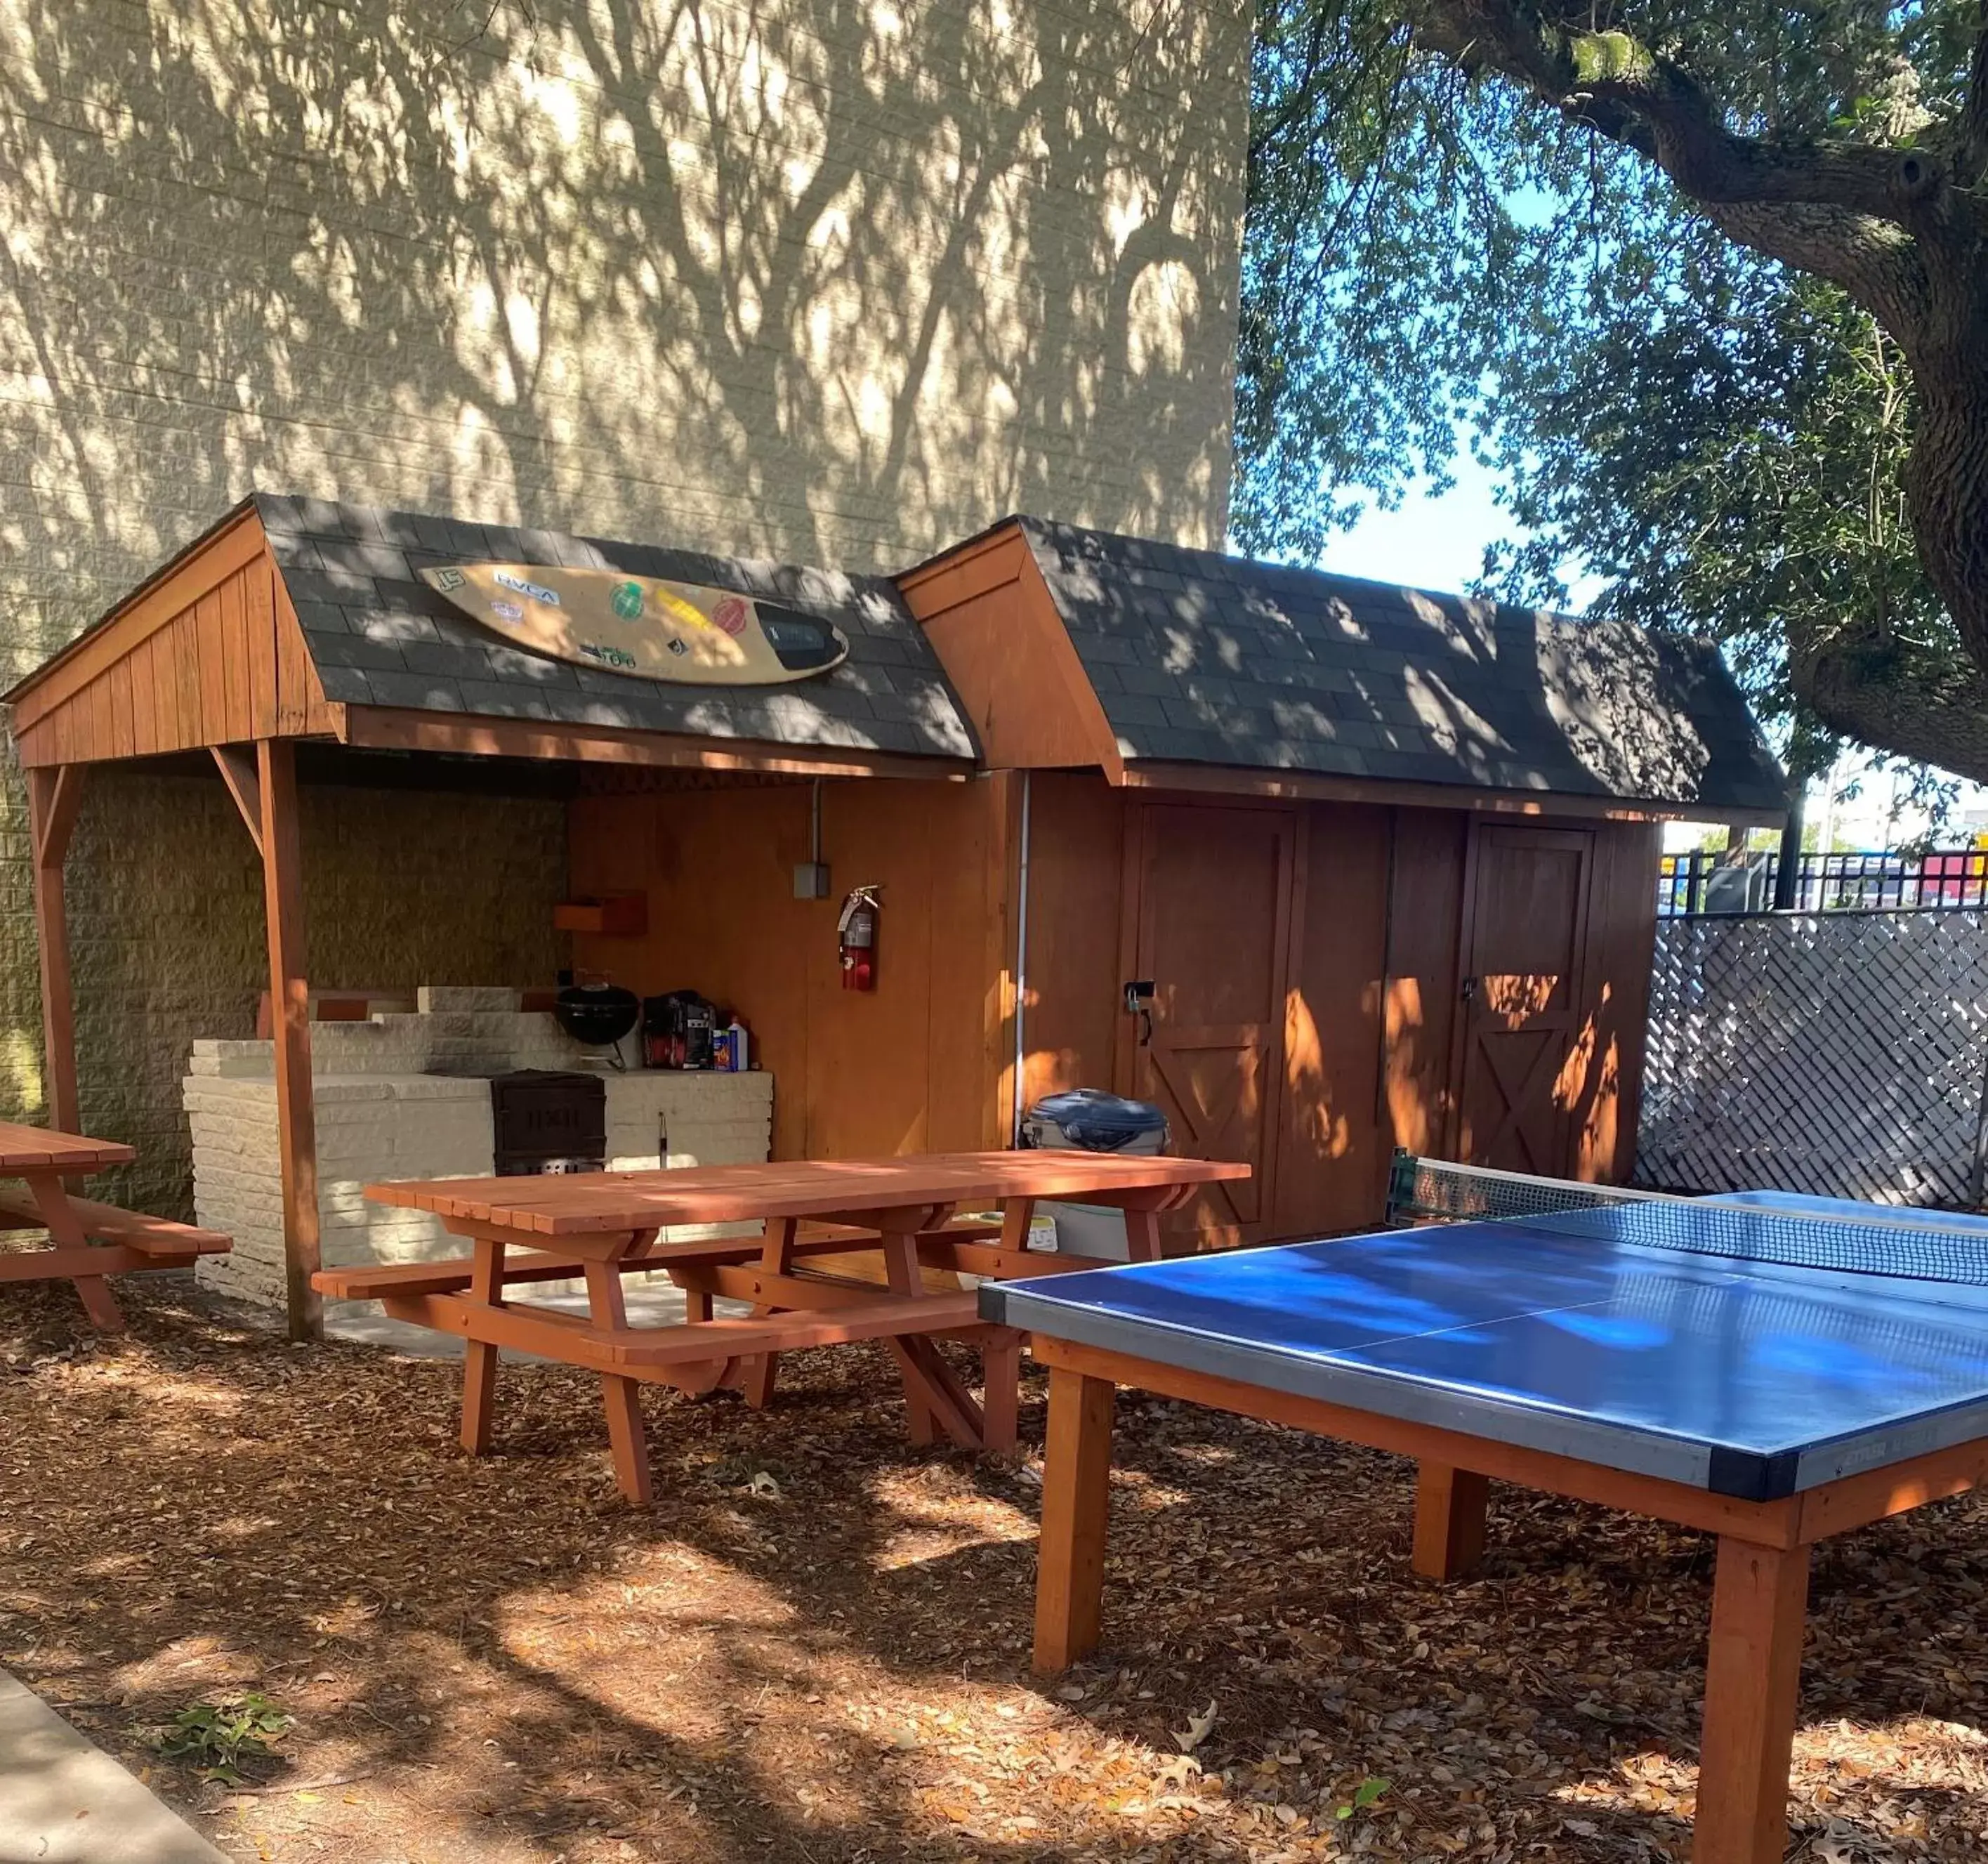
[0, 0, 1248, 1212]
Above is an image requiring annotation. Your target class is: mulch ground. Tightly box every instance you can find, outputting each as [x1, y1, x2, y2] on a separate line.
[1, 1273, 1984, 1863]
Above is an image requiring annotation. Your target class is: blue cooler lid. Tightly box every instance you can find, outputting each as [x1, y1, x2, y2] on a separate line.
[1027, 1089, 1168, 1151]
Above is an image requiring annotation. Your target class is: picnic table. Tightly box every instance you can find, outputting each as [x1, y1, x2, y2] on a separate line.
[0, 1120, 230, 1328]
[324, 1150, 1249, 1502]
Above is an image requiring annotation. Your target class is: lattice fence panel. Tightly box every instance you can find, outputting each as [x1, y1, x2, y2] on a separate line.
[1635, 910, 1988, 1207]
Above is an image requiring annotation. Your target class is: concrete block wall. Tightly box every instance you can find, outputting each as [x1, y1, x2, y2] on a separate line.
[5, 770, 567, 1220]
[186, 1020, 776, 1309]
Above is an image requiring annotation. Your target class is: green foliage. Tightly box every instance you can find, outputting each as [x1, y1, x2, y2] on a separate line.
[157, 1692, 294, 1783]
[1234, 0, 1988, 779]
[1336, 1774, 1393, 1818]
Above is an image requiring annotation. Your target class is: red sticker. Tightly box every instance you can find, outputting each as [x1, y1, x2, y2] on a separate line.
[711, 594, 750, 638]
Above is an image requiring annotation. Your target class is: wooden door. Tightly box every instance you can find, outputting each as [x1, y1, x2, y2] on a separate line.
[1121, 801, 1294, 1246]
[1450, 825, 1595, 1176]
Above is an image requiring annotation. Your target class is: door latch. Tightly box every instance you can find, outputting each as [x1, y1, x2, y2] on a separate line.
[1123, 979, 1155, 1046]
[1461, 974, 1479, 1004]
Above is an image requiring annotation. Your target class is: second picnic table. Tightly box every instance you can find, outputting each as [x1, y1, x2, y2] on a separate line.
[0, 1120, 230, 1327]
[324, 1149, 1249, 1500]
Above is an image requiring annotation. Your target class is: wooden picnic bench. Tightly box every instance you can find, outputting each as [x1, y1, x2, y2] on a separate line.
[325, 1150, 1249, 1502]
[0, 1120, 230, 1328]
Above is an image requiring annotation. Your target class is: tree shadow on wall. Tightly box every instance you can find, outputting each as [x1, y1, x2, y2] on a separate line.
[0, 0, 1244, 669]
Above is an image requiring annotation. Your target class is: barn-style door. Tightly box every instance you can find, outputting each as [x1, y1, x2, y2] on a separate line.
[1449, 824, 1595, 1175]
[1119, 801, 1296, 1247]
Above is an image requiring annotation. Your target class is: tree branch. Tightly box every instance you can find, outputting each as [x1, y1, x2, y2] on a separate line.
[1416, 0, 1919, 216]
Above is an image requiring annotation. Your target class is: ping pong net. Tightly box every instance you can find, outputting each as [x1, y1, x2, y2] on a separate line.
[1386, 1150, 1988, 1288]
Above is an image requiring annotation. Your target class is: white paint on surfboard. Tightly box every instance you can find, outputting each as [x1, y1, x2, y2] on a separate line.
[419, 563, 851, 685]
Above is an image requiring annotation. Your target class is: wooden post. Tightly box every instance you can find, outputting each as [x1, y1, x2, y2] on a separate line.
[25, 766, 86, 1136]
[1033, 1365, 1117, 1672]
[1694, 1536, 1810, 1864]
[256, 739, 322, 1341]
[1412, 1462, 1490, 1579]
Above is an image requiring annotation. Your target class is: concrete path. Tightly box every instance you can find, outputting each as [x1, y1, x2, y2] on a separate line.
[0, 1669, 225, 1863]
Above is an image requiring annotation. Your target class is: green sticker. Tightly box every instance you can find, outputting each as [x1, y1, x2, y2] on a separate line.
[610, 581, 645, 620]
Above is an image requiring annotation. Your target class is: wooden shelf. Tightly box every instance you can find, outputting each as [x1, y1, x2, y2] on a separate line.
[554, 894, 648, 937]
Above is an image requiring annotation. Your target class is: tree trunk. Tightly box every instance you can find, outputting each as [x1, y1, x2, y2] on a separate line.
[1901, 304, 1988, 689]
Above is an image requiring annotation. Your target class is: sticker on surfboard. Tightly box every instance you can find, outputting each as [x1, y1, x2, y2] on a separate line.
[419, 563, 850, 685]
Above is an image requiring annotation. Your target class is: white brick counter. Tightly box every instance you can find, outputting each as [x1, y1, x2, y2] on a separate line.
[183, 992, 773, 1312]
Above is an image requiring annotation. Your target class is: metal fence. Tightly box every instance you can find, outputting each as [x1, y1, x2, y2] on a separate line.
[1634, 909, 1988, 1207]
[1658, 847, 1988, 916]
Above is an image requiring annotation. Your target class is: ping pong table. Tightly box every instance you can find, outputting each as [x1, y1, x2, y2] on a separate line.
[982, 1164, 1988, 1864]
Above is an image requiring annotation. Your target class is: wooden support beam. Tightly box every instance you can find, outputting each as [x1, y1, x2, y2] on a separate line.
[1034, 1365, 1117, 1672]
[210, 745, 265, 855]
[256, 739, 322, 1340]
[1694, 1537, 1810, 1864]
[25, 765, 86, 1136]
[1412, 1462, 1491, 1580]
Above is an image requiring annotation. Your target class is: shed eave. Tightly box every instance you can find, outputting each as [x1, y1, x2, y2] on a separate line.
[337, 704, 980, 781]
[1110, 756, 1788, 827]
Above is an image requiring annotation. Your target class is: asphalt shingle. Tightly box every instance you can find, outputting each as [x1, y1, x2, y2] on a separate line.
[252, 493, 977, 761]
[1012, 516, 1786, 813]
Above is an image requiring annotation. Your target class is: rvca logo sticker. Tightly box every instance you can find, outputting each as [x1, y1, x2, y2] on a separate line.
[494, 570, 560, 607]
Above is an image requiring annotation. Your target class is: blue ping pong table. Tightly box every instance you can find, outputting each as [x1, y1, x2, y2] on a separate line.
[981, 1188, 1988, 1864]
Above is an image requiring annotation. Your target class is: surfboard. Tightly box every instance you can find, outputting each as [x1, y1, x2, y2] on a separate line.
[417, 563, 850, 685]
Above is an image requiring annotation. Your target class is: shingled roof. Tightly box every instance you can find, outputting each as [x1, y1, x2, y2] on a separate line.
[1011, 518, 1786, 813]
[256, 494, 977, 760]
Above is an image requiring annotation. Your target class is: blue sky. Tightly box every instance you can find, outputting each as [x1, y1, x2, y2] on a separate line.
[1317, 450, 1513, 593]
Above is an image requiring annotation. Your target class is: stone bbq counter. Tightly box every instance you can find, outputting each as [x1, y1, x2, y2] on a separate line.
[183, 987, 772, 1313]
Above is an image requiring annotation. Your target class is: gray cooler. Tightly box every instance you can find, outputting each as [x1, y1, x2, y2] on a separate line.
[1021, 1089, 1169, 1260]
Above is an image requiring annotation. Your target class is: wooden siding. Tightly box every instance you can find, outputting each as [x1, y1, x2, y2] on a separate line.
[567, 775, 1018, 1162]
[11, 512, 340, 766]
[1273, 803, 1393, 1235]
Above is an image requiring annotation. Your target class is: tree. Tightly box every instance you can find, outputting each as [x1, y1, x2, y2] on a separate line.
[1237, 0, 1988, 784]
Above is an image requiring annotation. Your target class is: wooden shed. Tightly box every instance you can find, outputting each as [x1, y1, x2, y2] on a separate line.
[6, 495, 1784, 1332]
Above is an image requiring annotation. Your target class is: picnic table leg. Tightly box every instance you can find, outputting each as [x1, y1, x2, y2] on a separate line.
[1123, 1207, 1163, 1264]
[1034, 1364, 1117, 1673]
[737, 1218, 795, 1410]
[460, 1237, 506, 1457]
[980, 1329, 1022, 1453]
[25, 1171, 123, 1332]
[583, 1258, 654, 1504]
[1692, 1536, 1810, 1864]
[880, 1221, 937, 1444]
[1411, 1462, 1489, 1580]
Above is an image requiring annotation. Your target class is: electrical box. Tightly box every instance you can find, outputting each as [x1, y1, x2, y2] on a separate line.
[794, 861, 831, 900]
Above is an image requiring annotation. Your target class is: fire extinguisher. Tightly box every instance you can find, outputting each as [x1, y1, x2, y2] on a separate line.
[838, 884, 881, 992]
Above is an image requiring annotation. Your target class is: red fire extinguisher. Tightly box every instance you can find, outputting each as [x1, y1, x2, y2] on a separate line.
[838, 884, 881, 992]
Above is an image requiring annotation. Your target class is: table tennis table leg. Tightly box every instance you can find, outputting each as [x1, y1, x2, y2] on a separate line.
[1033, 1365, 1116, 1673]
[1412, 1462, 1489, 1580]
[1694, 1536, 1810, 1864]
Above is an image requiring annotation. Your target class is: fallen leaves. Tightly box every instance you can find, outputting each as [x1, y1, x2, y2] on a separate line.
[0, 1273, 1984, 1863]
